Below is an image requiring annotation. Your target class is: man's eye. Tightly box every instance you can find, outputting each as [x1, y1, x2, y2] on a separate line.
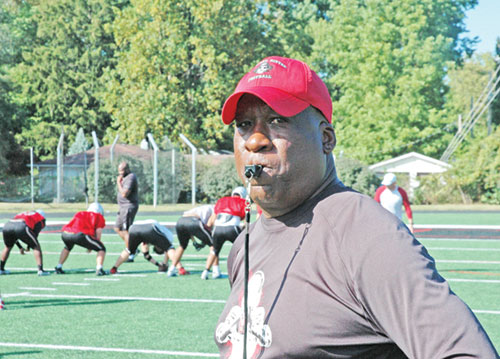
[235, 120, 252, 129]
[270, 116, 286, 124]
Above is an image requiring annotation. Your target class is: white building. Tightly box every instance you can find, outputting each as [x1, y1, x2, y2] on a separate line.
[369, 152, 451, 198]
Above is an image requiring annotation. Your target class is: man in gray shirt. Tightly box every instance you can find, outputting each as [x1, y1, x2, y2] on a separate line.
[114, 161, 139, 262]
[215, 56, 498, 358]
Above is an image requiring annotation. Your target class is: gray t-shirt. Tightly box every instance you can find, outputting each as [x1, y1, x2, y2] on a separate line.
[215, 181, 497, 358]
[117, 172, 138, 207]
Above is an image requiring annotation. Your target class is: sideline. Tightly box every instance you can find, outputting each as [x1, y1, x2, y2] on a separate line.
[0, 342, 218, 358]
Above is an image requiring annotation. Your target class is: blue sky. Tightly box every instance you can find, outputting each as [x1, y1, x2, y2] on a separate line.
[464, 0, 500, 54]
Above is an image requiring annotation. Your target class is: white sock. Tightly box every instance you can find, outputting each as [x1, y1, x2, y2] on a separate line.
[56, 264, 62, 269]
[96, 265, 103, 270]
[213, 265, 220, 273]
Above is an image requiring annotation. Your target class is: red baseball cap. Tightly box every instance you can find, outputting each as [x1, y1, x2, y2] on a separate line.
[221, 56, 332, 124]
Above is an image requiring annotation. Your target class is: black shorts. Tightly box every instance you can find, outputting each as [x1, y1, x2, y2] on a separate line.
[212, 225, 242, 256]
[128, 223, 174, 254]
[2, 220, 40, 250]
[115, 205, 138, 231]
[175, 216, 212, 249]
[61, 232, 106, 252]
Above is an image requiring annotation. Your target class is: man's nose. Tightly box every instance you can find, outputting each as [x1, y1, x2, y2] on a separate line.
[245, 130, 273, 153]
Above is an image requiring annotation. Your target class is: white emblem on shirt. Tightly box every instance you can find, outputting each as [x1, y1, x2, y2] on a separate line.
[216, 270, 272, 357]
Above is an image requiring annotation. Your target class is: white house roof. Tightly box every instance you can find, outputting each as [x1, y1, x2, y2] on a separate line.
[368, 152, 451, 174]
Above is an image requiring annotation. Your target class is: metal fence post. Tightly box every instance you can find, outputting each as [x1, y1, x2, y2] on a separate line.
[110, 134, 119, 163]
[56, 132, 64, 203]
[180, 134, 197, 206]
[171, 147, 175, 203]
[30, 147, 34, 207]
[165, 136, 176, 203]
[92, 131, 99, 202]
[147, 133, 158, 207]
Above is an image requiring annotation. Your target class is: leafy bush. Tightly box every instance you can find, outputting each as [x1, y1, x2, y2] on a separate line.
[198, 157, 241, 203]
[335, 156, 380, 196]
[415, 126, 500, 205]
[413, 173, 467, 204]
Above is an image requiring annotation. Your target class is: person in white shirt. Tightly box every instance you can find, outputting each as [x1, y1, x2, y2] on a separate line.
[374, 173, 414, 233]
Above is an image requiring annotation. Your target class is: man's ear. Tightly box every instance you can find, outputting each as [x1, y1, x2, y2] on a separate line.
[321, 122, 336, 154]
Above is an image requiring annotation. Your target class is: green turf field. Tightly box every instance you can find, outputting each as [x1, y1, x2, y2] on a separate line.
[1, 217, 499, 357]
[1, 234, 230, 358]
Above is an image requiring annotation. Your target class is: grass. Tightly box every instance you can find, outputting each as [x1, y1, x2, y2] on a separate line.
[1, 209, 499, 357]
[1, 234, 229, 358]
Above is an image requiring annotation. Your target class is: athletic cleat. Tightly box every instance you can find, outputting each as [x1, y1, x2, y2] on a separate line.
[212, 271, 221, 279]
[200, 269, 209, 280]
[37, 270, 50, 276]
[96, 268, 107, 276]
[54, 266, 65, 274]
[110, 267, 117, 275]
[166, 267, 177, 277]
[179, 267, 190, 275]
[0, 269, 10, 275]
[158, 264, 168, 273]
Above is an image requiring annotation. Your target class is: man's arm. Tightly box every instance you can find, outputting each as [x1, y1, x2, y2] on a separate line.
[95, 228, 103, 242]
[398, 187, 413, 233]
[206, 212, 216, 229]
[349, 225, 497, 358]
[15, 241, 26, 254]
[373, 186, 384, 203]
[117, 175, 131, 198]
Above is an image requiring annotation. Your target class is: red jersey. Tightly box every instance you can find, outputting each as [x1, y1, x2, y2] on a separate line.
[14, 212, 45, 231]
[62, 211, 106, 237]
[214, 196, 246, 219]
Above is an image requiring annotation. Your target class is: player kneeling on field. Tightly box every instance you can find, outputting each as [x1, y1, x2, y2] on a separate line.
[55, 203, 107, 276]
[1, 209, 49, 276]
[109, 220, 186, 275]
[168, 204, 215, 277]
[201, 187, 247, 280]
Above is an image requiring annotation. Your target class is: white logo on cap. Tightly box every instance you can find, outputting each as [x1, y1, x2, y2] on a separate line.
[253, 61, 273, 74]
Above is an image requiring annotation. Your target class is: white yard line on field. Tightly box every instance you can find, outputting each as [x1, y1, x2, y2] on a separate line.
[414, 224, 500, 230]
[18, 287, 56, 291]
[84, 278, 120, 282]
[448, 278, 500, 284]
[474, 310, 500, 315]
[52, 282, 90, 286]
[436, 259, 500, 264]
[420, 238, 500, 243]
[0, 342, 218, 357]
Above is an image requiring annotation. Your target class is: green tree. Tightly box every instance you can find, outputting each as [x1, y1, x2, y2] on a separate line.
[101, 0, 283, 150]
[9, 0, 128, 160]
[0, 0, 35, 174]
[307, 0, 477, 164]
[445, 52, 498, 137]
[67, 128, 90, 155]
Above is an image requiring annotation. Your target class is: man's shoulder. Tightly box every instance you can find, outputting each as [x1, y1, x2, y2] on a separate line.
[127, 172, 138, 181]
[316, 188, 389, 225]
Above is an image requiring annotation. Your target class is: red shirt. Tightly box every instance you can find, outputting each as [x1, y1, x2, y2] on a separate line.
[214, 196, 246, 219]
[14, 212, 45, 230]
[62, 211, 106, 237]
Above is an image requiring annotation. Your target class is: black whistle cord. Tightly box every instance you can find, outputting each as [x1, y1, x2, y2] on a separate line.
[242, 165, 261, 359]
[243, 205, 250, 359]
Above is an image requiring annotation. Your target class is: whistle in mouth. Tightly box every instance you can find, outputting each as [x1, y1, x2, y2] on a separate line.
[244, 165, 263, 179]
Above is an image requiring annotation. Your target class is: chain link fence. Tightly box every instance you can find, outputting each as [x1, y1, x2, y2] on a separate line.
[0, 142, 190, 204]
